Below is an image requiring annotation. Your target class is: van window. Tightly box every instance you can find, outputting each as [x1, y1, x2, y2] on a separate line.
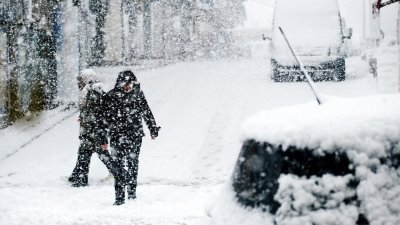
[272, 0, 343, 64]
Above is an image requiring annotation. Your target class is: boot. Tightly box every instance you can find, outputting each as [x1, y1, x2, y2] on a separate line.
[115, 183, 125, 204]
[113, 199, 125, 206]
[127, 193, 136, 200]
[127, 185, 136, 200]
[68, 175, 77, 183]
[71, 181, 88, 187]
[71, 176, 88, 187]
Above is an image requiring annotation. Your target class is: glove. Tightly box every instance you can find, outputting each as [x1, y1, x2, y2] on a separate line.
[150, 126, 161, 138]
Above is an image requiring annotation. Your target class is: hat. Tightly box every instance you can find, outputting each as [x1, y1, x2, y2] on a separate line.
[77, 69, 99, 85]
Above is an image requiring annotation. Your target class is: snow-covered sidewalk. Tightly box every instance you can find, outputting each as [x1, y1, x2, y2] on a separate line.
[0, 105, 78, 162]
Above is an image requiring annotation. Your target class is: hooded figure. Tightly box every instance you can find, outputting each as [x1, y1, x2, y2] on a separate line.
[76, 69, 108, 144]
[105, 70, 160, 205]
[77, 69, 102, 108]
[69, 69, 130, 191]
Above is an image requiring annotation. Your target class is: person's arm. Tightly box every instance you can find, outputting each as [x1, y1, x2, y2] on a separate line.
[102, 90, 114, 125]
[139, 91, 160, 138]
[95, 90, 110, 150]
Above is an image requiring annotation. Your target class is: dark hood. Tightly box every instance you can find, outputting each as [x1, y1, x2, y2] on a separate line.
[115, 70, 137, 89]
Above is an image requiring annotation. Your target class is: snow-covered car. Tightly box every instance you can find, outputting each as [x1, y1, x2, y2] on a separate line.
[270, 0, 352, 82]
[206, 94, 400, 225]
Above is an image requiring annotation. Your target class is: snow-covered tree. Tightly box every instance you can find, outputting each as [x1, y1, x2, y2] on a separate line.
[89, 0, 110, 66]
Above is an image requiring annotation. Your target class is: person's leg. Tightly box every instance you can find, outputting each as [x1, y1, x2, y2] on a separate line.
[96, 147, 130, 183]
[127, 138, 142, 199]
[97, 148, 116, 174]
[69, 153, 81, 182]
[72, 142, 93, 187]
[101, 146, 117, 181]
[113, 153, 126, 205]
[110, 137, 129, 205]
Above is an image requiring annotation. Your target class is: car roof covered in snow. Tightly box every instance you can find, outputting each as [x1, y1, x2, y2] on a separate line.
[241, 94, 400, 161]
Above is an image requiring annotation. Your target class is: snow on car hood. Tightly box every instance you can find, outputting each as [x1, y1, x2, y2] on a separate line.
[241, 94, 400, 162]
[239, 94, 400, 225]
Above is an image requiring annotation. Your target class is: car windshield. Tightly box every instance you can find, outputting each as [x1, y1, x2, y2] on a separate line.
[272, 0, 342, 48]
[271, 0, 342, 64]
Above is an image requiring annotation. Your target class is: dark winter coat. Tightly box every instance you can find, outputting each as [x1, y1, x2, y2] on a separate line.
[79, 83, 108, 145]
[105, 73, 159, 141]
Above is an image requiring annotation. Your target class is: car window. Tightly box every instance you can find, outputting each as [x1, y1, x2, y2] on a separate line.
[232, 139, 354, 213]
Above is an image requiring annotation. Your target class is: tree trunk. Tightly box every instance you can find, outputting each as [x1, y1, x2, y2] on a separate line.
[35, 0, 59, 109]
[143, 0, 152, 58]
[125, 0, 140, 61]
[90, 0, 109, 66]
[6, 24, 24, 123]
[78, 4, 90, 70]
[28, 80, 46, 112]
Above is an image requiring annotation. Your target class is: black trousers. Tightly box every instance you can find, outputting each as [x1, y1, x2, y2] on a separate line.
[70, 139, 129, 186]
[111, 136, 142, 201]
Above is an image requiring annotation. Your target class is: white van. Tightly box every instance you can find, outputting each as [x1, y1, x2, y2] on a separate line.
[270, 0, 352, 82]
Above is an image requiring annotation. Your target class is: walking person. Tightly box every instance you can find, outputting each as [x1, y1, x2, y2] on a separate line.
[68, 69, 129, 190]
[105, 70, 160, 205]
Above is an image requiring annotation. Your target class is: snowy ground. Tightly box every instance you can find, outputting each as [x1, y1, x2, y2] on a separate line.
[0, 49, 393, 224]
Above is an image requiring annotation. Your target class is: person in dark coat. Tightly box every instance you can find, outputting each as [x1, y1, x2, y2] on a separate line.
[68, 69, 129, 190]
[105, 70, 160, 205]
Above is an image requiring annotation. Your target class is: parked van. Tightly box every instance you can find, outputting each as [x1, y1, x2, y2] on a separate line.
[270, 0, 352, 82]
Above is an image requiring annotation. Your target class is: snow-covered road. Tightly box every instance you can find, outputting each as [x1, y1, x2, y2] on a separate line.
[0, 57, 381, 225]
